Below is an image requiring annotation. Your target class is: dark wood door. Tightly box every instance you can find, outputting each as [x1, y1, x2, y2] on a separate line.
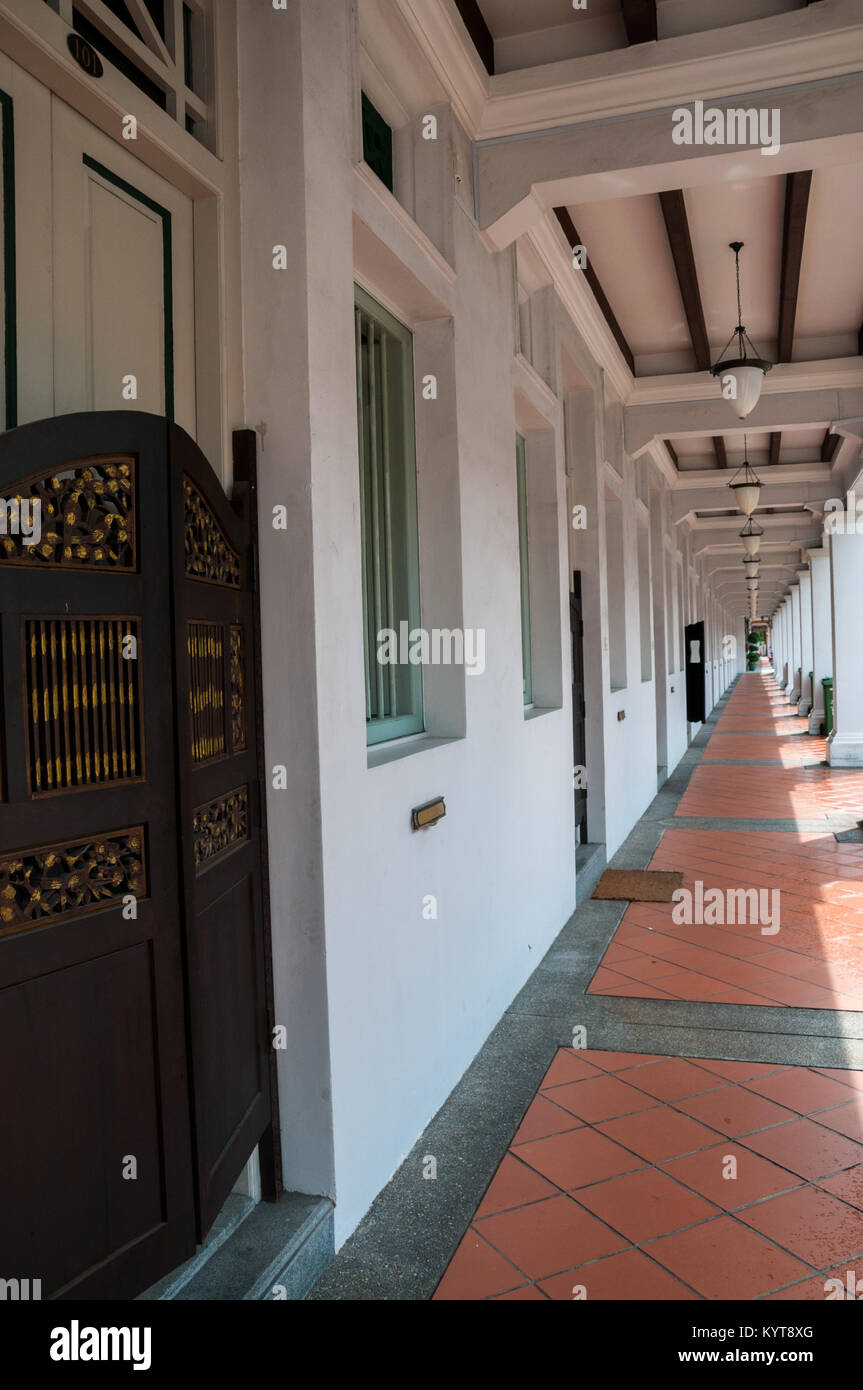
[570, 573, 587, 844]
[0, 412, 196, 1298]
[0, 411, 273, 1295]
[169, 426, 272, 1239]
[685, 620, 707, 724]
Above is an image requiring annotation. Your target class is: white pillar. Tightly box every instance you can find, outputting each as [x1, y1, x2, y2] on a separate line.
[827, 531, 863, 765]
[787, 584, 801, 700]
[797, 571, 813, 716]
[808, 546, 831, 734]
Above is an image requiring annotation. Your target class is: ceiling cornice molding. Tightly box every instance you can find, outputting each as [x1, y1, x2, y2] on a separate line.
[670, 463, 832, 492]
[389, 0, 489, 136]
[526, 215, 634, 404]
[627, 358, 863, 408]
[390, 0, 863, 140]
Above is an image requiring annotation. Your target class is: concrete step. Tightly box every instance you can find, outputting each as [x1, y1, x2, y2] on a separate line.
[138, 1192, 334, 1302]
[576, 841, 606, 905]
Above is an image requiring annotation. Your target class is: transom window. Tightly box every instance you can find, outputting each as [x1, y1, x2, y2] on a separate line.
[44, 0, 215, 150]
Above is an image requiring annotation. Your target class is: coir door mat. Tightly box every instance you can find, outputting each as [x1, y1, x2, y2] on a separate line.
[593, 869, 683, 902]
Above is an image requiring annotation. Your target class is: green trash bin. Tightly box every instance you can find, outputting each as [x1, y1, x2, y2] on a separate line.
[822, 677, 834, 736]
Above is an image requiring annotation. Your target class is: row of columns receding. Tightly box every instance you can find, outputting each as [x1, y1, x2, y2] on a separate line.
[771, 533, 863, 766]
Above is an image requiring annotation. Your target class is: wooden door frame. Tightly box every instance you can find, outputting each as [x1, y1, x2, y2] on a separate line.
[570, 570, 588, 846]
[230, 427, 281, 1203]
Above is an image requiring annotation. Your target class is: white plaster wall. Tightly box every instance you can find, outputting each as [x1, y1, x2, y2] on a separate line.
[244, 1, 575, 1245]
[317, 196, 575, 1244]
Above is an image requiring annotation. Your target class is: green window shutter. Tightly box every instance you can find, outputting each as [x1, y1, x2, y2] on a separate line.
[355, 286, 423, 745]
[361, 93, 394, 193]
[516, 434, 533, 706]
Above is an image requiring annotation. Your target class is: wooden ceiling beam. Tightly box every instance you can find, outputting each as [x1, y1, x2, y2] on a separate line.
[553, 207, 635, 375]
[453, 0, 494, 75]
[621, 0, 657, 45]
[777, 170, 812, 363]
[768, 433, 781, 468]
[821, 429, 840, 463]
[658, 189, 727, 467]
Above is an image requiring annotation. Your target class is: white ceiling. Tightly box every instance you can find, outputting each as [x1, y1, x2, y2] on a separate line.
[670, 428, 826, 471]
[477, 0, 806, 72]
[566, 194, 695, 372]
[565, 159, 863, 455]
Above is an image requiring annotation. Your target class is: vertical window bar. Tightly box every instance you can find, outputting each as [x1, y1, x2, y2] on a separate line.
[380, 329, 398, 715]
[516, 434, 533, 706]
[368, 321, 387, 720]
[356, 306, 373, 721]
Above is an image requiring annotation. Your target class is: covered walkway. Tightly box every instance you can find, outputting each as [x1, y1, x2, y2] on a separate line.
[311, 669, 863, 1302]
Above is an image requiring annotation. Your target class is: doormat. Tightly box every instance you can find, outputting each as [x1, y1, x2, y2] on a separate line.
[593, 869, 684, 902]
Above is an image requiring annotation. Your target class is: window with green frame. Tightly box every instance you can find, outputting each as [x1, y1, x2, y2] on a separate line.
[355, 286, 423, 745]
[516, 434, 533, 706]
[361, 93, 393, 192]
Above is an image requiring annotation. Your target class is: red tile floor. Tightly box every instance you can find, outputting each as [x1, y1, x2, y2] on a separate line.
[434, 1050, 863, 1300]
[435, 671, 863, 1299]
[589, 672, 863, 1009]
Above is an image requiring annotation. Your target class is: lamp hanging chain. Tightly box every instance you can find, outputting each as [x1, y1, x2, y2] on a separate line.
[735, 246, 743, 330]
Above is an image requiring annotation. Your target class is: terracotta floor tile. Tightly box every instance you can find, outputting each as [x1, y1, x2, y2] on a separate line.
[742, 1067, 863, 1115]
[538, 1247, 700, 1301]
[660, 1141, 803, 1210]
[614, 952, 699, 982]
[643, 1215, 811, 1299]
[623, 1057, 724, 1102]
[674, 1084, 798, 1137]
[544, 1073, 659, 1124]
[736, 1185, 863, 1268]
[640, 969, 734, 1001]
[817, 1165, 863, 1212]
[596, 1105, 724, 1162]
[759, 1273, 839, 1300]
[594, 981, 676, 999]
[810, 1098, 863, 1144]
[514, 1125, 647, 1190]
[489, 1283, 548, 1300]
[539, 1049, 604, 1089]
[813, 1068, 863, 1091]
[476, 1193, 626, 1282]
[572, 1166, 720, 1243]
[571, 1050, 663, 1073]
[739, 1117, 863, 1180]
[763, 1256, 863, 1300]
[474, 1153, 559, 1218]
[511, 1094, 585, 1145]
[433, 1231, 525, 1300]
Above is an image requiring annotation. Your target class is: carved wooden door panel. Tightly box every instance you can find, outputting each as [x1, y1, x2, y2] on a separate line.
[0, 411, 196, 1299]
[169, 426, 272, 1239]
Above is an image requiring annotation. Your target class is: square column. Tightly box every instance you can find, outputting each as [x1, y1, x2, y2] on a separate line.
[808, 546, 831, 735]
[787, 584, 801, 701]
[778, 597, 789, 689]
[797, 571, 813, 716]
[827, 531, 863, 765]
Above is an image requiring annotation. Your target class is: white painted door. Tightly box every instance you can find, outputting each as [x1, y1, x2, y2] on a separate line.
[51, 100, 196, 434]
[0, 52, 195, 436]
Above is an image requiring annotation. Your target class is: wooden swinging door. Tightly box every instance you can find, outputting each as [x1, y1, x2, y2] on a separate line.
[0, 411, 273, 1297]
[0, 411, 195, 1299]
[169, 425, 272, 1239]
